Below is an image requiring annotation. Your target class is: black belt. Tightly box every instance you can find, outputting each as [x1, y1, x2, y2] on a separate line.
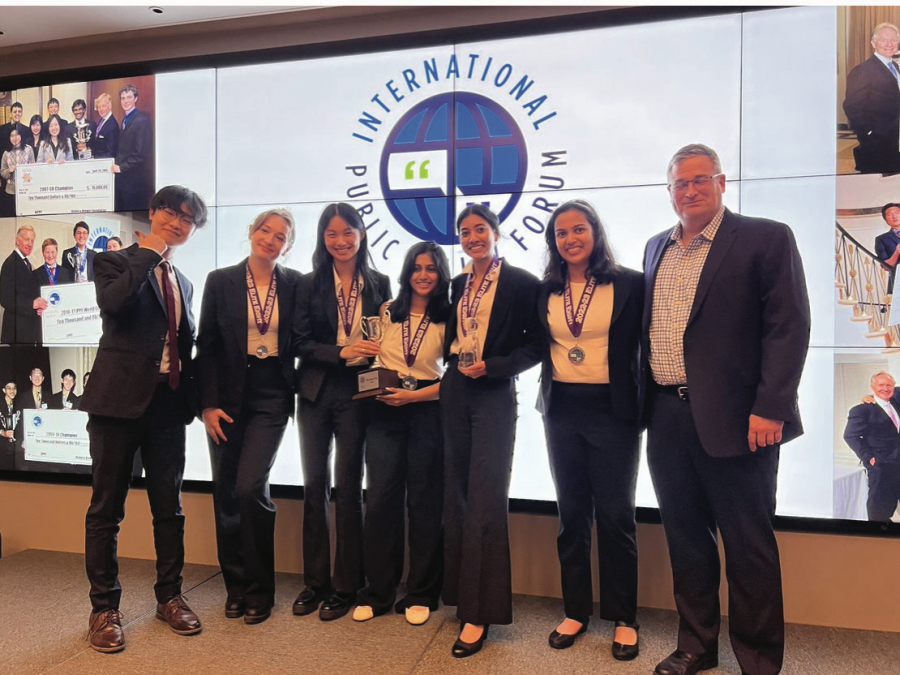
[408, 378, 440, 390]
[654, 383, 689, 401]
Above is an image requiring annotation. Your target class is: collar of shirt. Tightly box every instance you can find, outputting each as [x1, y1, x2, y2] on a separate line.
[877, 397, 894, 412]
[331, 265, 365, 293]
[875, 52, 895, 68]
[15, 248, 27, 260]
[123, 109, 137, 126]
[461, 257, 503, 279]
[669, 206, 726, 246]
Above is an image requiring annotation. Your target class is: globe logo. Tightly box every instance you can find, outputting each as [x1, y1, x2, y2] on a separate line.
[32, 416, 42, 428]
[49, 293, 61, 306]
[379, 92, 527, 245]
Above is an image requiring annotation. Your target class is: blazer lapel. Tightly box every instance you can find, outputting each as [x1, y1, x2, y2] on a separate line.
[276, 264, 296, 352]
[642, 232, 670, 331]
[687, 209, 739, 327]
[229, 262, 249, 349]
[537, 283, 551, 331]
[483, 261, 514, 356]
[610, 271, 631, 326]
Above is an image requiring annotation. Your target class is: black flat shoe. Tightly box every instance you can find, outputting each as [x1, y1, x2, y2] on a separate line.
[612, 620, 639, 661]
[319, 591, 356, 621]
[244, 604, 272, 625]
[292, 586, 328, 616]
[224, 598, 245, 619]
[452, 624, 489, 658]
[654, 649, 718, 675]
[548, 618, 589, 649]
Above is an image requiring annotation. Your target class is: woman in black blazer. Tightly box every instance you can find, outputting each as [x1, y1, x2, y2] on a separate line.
[441, 204, 541, 657]
[293, 202, 392, 621]
[196, 208, 301, 625]
[538, 200, 643, 659]
[24, 115, 44, 160]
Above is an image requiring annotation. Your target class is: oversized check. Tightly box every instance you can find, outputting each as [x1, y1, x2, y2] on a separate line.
[23, 409, 91, 466]
[41, 282, 102, 345]
[15, 158, 114, 216]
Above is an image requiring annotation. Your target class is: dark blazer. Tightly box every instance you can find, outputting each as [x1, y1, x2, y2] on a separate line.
[79, 244, 198, 422]
[92, 114, 119, 159]
[59, 246, 96, 281]
[844, 55, 900, 139]
[0, 249, 39, 345]
[537, 267, 643, 423]
[114, 109, 151, 210]
[23, 133, 43, 161]
[294, 268, 392, 403]
[48, 390, 80, 410]
[875, 230, 900, 265]
[67, 120, 97, 160]
[33, 264, 75, 288]
[443, 260, 542, 380]
[197, 260, 302, 417]
[641, 208, 811, 458]
[844, 400, 900, 465]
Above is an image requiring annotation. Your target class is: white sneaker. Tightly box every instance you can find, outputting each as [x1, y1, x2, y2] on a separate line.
[405, 606, 430, 625]
[352, 605, 374, 622]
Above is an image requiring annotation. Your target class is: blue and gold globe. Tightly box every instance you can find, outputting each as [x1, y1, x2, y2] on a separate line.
[379, 91, 527, 245]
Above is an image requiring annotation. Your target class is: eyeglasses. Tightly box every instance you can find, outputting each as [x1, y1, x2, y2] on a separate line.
[159, 207, 195, 228]
[669, 174, 723, 193]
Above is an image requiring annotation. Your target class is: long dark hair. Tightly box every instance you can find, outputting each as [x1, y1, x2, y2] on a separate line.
[542, 199, 618, 292]
[389, 242, 452, 324]
[311, 202, 378, 291]
[28, 115, 44, 142]
[45, 114, 70, 148]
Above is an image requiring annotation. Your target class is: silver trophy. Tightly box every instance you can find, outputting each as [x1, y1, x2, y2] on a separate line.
[74, 124, 93, 160]
[354, 315, 399, 399]
[68, 250, 86, 282]
[458, 317, 479, 369]
[361, 316, 385, 369]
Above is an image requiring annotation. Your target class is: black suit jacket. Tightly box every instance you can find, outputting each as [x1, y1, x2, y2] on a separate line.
[67, 120, 96, 160]
[80, 244, 198, 422]
[875, 230, 900, 265]
[537, 267, 643, 423]
[48, 390, 80, 410]
[92, 114, 119, 159]
[443, 260, 542, 380]
[844, 55, 900, 140]
[294, 268, 392, 403]
[641, 208, 811, 458]
[0, 249, 39, 345]
[114, 109, 151, 210]
[844, 400, 900, 465]
[33, 264, 75, 288]
[197, 260, 302, 417]
[59, 246, 96, 281]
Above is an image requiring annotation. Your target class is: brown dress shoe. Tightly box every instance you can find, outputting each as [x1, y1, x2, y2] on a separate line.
[156, 595, 202, 635]
[88, 609, 126, 653]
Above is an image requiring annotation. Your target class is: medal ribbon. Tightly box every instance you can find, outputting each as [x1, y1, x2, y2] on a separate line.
[246, 264, 278, 336]
[336, 274, 360, 339]
[402, 313, 432, 369]
[563, 275, 597, 340]
[460, 256, 499, 336]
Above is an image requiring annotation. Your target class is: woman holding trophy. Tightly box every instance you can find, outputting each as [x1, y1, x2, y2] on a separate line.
[441, 204, 541, 657]
[293, 202, 392, 622]
[537, 200, 643, 659]
[352, 241, 451, 626]
[196, 209, 301, 624]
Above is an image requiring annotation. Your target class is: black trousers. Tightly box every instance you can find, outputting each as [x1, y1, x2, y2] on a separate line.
[85, 383, 188, 612]
[441, 364, 516, 625]
[359, 398, 443, 614]
[208, 357, 292, 608]
[865, 461, 900, 521]
[647, 388, 784, 675]
[543, 382, 639, 624]
[297, 367, 368, 593]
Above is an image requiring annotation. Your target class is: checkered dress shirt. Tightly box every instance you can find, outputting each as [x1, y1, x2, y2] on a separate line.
[649, 207, 725, 386]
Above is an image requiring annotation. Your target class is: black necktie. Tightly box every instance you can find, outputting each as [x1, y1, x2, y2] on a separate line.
[23, 257, 32, 272]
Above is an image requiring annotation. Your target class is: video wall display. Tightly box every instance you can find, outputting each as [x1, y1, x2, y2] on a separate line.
[2, 6, 898, 525]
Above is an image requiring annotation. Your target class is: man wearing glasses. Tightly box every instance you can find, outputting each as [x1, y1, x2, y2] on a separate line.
[843, 22, 900, 174]
[80, 185, 208, 653]
[642, 144, 810, 675]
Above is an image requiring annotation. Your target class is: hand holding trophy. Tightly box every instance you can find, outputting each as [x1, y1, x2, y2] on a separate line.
[458, 317, 479, 369]
[352, 315, 399, 399]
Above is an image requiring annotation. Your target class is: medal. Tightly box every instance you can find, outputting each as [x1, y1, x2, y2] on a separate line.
[401, 376, 418, 390]
[336, 274, 360, 339]
[247, 264, 277, 336]
[563, 275, 597, 365]
[401, 312, 432, 372]
[460, 256, 500, 336]
[256, 345, 268, 358]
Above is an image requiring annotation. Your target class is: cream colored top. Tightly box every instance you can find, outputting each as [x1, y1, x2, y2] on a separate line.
[379, 309, 445, 380]
[333, 267, 366, 367]
[548, 281, 613, 383]
[449, 259, 503, 358]
[247, 282, 279, 357]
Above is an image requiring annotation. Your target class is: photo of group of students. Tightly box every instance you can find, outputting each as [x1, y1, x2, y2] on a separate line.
[0, 79, 154, 216]
[72, 142, 811, 675]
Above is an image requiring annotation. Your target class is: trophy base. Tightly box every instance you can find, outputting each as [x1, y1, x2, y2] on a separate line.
[352, 367, 400, 400]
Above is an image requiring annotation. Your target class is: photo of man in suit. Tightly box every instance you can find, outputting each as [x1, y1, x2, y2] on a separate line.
[874, 202, 900, 267]
[60, 222, 96, 282]
[80, 184, 208, 653]
[91, 93, 119, 160]
[49, 368, 80, 410]
[843, 22, 900, 174]
[44, 97, 68, 131]
[643, 144, 810, 675]
[68, 98, 96, 161]
[112, 84, 151, 212]
[0, 225, 39, 346]
[843, 371, 900, 522]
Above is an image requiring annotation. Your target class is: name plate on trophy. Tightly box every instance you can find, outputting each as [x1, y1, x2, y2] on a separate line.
[15, 159, 114, 216]
[353, 367, 400, 400]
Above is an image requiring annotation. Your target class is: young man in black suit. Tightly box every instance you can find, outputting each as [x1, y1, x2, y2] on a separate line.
[643, 144, 810, 675]
[60, 222, 96, 282]
[80, 185, 208, 653]
[843, 371, 900, 522]
[112, 84, 152, 212]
